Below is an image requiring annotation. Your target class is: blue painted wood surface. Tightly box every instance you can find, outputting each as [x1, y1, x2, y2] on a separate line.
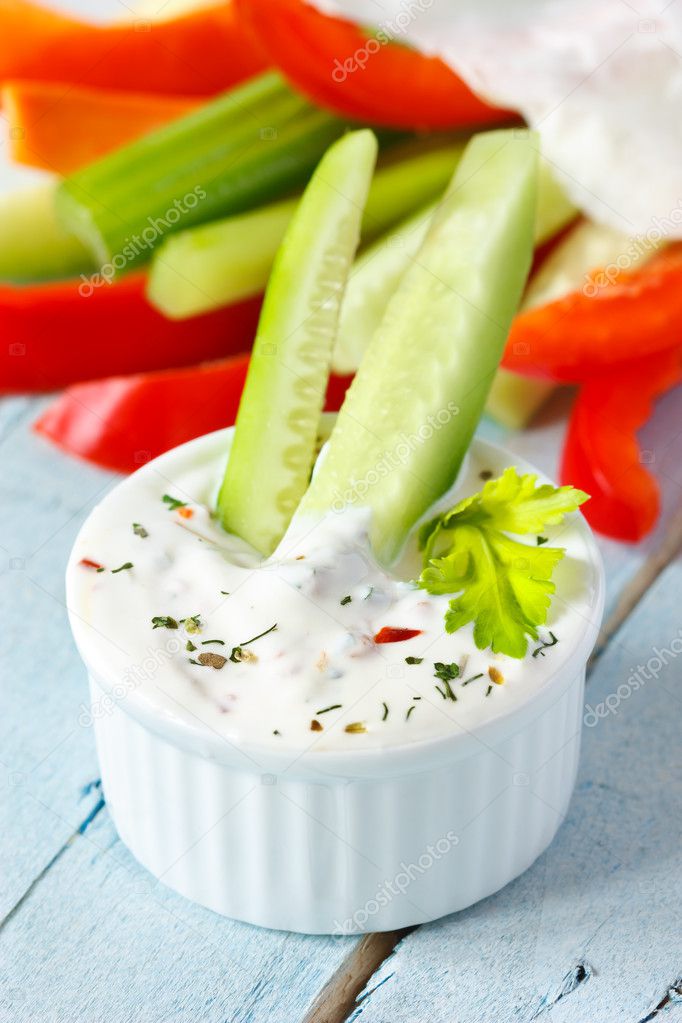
[1, 385, 681, 1022]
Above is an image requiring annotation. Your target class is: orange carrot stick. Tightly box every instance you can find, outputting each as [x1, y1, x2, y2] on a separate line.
[0, 0, 268, 96]
[3, 80, 199, 174]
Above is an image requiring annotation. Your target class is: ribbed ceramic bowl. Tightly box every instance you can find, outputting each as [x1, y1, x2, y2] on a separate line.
[67, 430, 605, 935]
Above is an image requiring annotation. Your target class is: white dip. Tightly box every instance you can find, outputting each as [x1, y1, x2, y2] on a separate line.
[67, 430, 600, 751]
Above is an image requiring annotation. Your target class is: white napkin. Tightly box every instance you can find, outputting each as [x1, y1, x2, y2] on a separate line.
[315, 0, 682, 238]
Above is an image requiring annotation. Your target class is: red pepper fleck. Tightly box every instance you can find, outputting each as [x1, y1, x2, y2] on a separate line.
[373, 627, 423, 644]
[177, 506, 194, 519]
[79, 558, 103, 570]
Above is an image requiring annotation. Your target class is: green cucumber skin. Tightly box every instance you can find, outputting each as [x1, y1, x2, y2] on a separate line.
[331, 157, 575, 375]
[147, 144, 465, 319]
[332, 201, 434, 375]
[218, 130, 378, 555]
[0, 182, 94, 282]
[302, 130, 538, 565]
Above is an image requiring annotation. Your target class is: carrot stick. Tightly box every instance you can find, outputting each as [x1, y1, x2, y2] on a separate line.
[0, 0, 268, 96]
[3, 81, 199, 174]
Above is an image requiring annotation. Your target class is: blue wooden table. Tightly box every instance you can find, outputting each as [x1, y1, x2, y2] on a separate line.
[2, 383, 681, 1023]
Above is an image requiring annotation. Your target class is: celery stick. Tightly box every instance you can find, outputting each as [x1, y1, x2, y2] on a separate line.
[218, 130, 378, 555]
[0, 181, 94, 282]
[147, 143, 465, 319]
[56, 73, 346, 270]
[301, 130, 538, 565]
[361, 142, 467, 239]
[331, 157, 576, 376]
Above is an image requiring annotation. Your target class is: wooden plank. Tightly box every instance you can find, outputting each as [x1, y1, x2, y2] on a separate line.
[0, 806, 363, 1023]
[339, 556, 682, 1023]
[0, 398, 116, 918]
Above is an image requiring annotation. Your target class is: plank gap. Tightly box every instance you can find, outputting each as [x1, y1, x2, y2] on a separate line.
[302, 929, 411, 1023]
[0, 797, 105, 933]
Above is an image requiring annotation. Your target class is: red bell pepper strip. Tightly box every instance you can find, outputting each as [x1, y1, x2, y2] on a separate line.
[235, 0, 510, 129]
[560, 349, 682, 542]
[503, 244, 682, 382]
[373, 627, 423, 644]
[0, 273, 261, 393]
[0, 0, 268, 96]
[33, 356, 354, 475]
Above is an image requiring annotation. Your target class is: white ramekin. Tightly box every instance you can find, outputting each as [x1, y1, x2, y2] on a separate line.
[67, 431, 604, 935]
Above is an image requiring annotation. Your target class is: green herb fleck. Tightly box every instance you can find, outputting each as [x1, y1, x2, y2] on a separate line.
[201, 639, 225, 646]
[405, 705, 416, 721]
[532, 631, 559, 658]
[434, 662, 459, 682]
[180, 614, 201, 634]
[273, 729, 281, 736]
[220, 590, 230, 596]
[188, 658, 202, 666]
[434, 663, 459, 701]
[435, 685, 446, 700]
[111, 562, 133, 574]
[96, 566, 105, 573]
[537, 535, 548, 546]
[316, 704, 342, 715]
[382, 702, 389, 721]
[162, 494, 187, 511]
[186, 640, 196, 652]
[364, 587, 374, 600]
[230, 622, 277, 662]
[461, 672, 484, 686]
[151, 616, 178, 630]
[485, 684, 493, 696]
[132, 523, 148, 538]
[340, 595, 352, 605]
[405, 656, 423, 665]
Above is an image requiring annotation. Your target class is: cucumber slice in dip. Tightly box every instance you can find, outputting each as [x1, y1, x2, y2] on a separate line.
[217, 128, 378, 555]
[301, 129, 538, 565]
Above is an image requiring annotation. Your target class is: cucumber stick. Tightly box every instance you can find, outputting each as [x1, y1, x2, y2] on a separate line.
[146, 143, 465, 319]
[56, 73, 346, 270]
[301, 130, 538, 565]
[0, 181, 94, 282]
[331, 155, 575, 375]
[217, 130, 378, 555]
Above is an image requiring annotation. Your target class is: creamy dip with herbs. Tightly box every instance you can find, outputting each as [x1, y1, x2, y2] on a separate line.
[67, 431, 600, 751]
